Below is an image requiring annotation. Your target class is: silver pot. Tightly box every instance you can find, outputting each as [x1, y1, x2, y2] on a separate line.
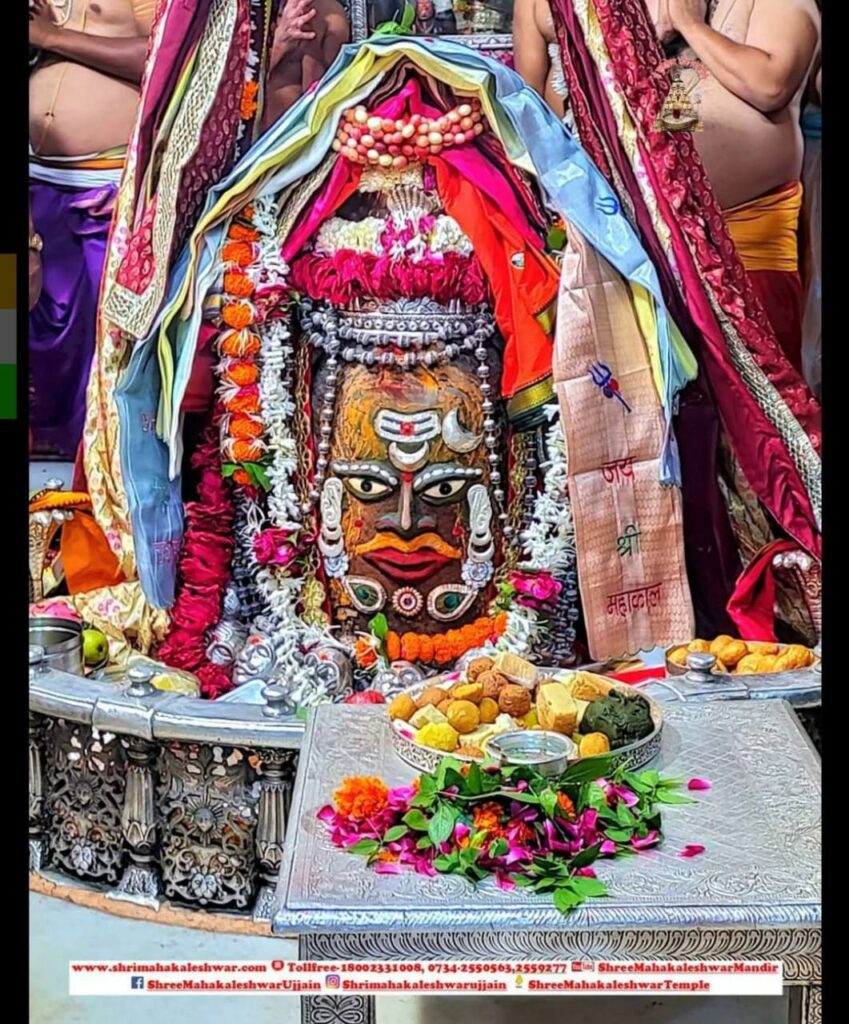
[486, 730, 577, 778]
[29, 617, 84, 675]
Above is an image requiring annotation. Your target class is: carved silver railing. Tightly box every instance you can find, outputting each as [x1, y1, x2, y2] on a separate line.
[28, 647, 304, 921]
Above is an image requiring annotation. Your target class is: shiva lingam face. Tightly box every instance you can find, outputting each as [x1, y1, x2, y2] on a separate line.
[316, 361, 501, 634]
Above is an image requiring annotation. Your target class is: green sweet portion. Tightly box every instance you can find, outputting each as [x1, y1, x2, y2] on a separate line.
[581, 691, 654, 749]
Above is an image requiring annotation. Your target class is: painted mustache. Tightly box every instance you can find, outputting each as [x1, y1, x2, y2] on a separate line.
[354, 532, 462, 559]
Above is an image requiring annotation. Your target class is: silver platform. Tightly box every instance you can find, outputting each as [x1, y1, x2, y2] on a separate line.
[274, 701, 821, 1023]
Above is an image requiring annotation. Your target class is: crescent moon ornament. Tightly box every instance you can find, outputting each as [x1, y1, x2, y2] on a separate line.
[388, 440, 430, 470]
[442, 409, 483, 453]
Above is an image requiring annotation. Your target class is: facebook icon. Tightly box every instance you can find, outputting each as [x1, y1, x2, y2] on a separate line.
[131, 977, 145, 990]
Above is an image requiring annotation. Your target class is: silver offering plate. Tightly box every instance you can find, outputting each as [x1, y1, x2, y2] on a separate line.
[389, 674, 663, 775]
[665, 642, 820, 682]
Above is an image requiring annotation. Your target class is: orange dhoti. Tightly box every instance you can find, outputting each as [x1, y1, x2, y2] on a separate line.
[723, 182, 804, 373]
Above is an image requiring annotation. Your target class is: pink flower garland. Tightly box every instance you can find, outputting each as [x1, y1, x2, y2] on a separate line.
[156, 418, 236, 699]
[290, 249, 489, 307]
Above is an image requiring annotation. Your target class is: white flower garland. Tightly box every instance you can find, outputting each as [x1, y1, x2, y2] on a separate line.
[251, 195, 305, 632]
[519, 404, 576, 574]
[314, 214, 473, 260]
[315, 217, 386, 255]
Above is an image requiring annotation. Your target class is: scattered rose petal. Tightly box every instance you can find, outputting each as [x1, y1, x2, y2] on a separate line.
[374, 861, 402, 874]
[678, 844, 705, 858]
[687, 778, 712, 791]
[631, 830, 660, 851]
[575, 867, 597, 878]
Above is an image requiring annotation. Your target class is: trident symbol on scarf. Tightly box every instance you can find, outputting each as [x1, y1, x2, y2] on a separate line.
[588, 362, 632, 413]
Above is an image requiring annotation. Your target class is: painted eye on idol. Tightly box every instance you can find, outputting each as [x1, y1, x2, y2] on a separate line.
[420, 478, 469, 503]
[344, 477, 392, 501]
[428, 584, 477, 622]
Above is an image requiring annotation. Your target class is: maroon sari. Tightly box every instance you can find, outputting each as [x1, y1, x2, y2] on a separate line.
[549, 0, 821, 580]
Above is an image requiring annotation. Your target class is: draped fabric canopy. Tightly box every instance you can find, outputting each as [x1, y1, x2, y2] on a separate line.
[86, 30, 699, 607]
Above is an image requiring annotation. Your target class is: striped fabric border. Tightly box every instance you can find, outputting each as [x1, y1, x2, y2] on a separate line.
[0, 254, 15, 419]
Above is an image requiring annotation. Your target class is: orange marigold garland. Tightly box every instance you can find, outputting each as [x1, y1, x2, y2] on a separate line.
[384, 615, 509, 667]
[240, 80, 259, 121]
[217, 208, 270, 492]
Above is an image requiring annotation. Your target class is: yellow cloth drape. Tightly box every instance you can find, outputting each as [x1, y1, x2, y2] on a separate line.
[723, 182, 803, 273]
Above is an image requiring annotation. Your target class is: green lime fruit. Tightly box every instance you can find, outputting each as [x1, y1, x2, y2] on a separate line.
[82, 628, 109, 667]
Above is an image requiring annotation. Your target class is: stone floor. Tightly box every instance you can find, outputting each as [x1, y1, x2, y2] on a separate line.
[31, 893, 791, 1024]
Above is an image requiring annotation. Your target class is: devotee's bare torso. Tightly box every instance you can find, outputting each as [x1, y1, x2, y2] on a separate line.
[512, 0, 566, 119]
[665, 0, 819, 208]
[536, 0, 566, 121]
[30, 0, 142, 157]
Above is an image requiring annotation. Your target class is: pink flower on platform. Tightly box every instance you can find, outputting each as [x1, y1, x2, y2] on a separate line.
[687, 778, 712, 791]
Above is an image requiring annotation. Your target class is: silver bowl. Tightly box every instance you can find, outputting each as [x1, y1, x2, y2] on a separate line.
[29, 616, 83, 675]
[487, 730, 576, 777]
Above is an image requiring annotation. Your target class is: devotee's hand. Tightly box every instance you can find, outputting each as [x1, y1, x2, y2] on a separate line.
[271, 0, 318, 64]
[646, 0, 679, 46]
[669, 0, 708, 32]
[29, 0, 58, 50]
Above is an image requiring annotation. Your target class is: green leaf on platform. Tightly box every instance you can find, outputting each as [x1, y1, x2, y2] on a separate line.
[428, 802, 458, 846]
[402, 809, 429, 831]
[382, 825, 409, 843]
[348, 839, 380, 856]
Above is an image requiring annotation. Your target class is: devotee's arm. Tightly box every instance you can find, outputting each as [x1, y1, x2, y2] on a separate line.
[669, 0, 819, 113]
[28, 0, 149, 84]
[322, 3, 349, 65]
[301, 2, 349, 95]
[512, 0, 549, 98]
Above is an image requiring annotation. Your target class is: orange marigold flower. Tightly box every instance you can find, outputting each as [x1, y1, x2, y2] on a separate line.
[223, 270, 255, 298]
[233, 469, 252, 487]
[242, 204, 255, 220]
[433, 637, 453, 666]
[377, 849, 399, 863]
[494, 612, 509, 635]
[354, 637, 378, 670]
[556, 792, 576, 819]
[510, 822, 535, 844]
[229, 438, 263, 462]
[221, 301, 254, 329]
[472, 800, 503, 833]
[220, 330, 262, 358]
[411, 778, 420, 794]
[240, 80, 259, 121]
[333, 776, 389, 821]
[228, 222, 260, 244]
[229, 413, 263, 440]
[222, 240, 255, 266]
[224, 360, 259, 387]
[225, 389, 261, 414]
[417, 635, 434, 664]
[400, 632, 420, 662]
[385, 632, 401, 662]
